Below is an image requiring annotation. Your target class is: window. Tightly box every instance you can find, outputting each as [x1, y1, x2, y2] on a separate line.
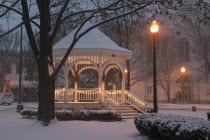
[177, 38, 190, 62]
[147, 86, 152, 93]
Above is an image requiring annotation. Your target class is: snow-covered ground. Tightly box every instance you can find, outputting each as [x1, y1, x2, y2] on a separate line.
[0, 102, 209, 140]
[154, 103, 210, 120]
[150, 103, 210, 110]
[0, 104, 148, 140]
[159, 109, 208, 120]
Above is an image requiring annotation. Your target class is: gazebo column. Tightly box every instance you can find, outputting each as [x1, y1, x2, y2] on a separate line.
[98, 56, 103, 89]
[121, 69, 126, 103]
[64, 65, 68, 103]
[98, 71, 103, 89]
[74, 64, 78, 102]
[98, 56, 104, 102]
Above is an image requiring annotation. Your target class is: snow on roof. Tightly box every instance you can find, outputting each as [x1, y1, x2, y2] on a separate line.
[53, 23, 132, 53]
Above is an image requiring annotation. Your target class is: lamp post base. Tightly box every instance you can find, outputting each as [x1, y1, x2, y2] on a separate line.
[16, 104, 24, 112]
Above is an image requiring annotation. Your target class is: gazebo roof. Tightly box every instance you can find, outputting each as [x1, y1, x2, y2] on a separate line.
[53, 25, 132, 53]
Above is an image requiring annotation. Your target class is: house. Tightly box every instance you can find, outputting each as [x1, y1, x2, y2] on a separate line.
[130, 27, 210, 104]
[0, 52, 38, 102]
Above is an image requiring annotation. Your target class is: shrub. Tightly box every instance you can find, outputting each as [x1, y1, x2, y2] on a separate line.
[21, 109, 38, 119]
[80, 110, 120, 121]
[55, 110, 73, 121]
[134, 113, 210, 140]
[20, 109, 73, 121]
[80, 110, 98, 121]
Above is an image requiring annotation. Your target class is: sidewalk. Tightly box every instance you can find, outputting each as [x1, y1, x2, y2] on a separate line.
[148, 103, 210, 111]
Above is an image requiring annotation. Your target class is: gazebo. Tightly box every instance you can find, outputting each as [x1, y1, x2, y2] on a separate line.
[53, 25, 147, 116]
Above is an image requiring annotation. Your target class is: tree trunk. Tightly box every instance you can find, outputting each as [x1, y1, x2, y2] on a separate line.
[167, 84, 171, 103]
[37, 0, 55, 125]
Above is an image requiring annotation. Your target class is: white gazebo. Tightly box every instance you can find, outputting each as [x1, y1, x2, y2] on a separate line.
[53, 25, 147, 116]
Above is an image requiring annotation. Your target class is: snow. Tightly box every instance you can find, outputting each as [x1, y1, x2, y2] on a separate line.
[151, 103, 210, 120]
[1, 102, 210, 140]
[0, 104, 148, 140]
[149, 103, 210, 110]
[159, 109, 208, 120]
[55, 109, 73, 114]
[81, 109, 118, 114]
[53, 22, 132, 53]
[134, 113, 210, 139]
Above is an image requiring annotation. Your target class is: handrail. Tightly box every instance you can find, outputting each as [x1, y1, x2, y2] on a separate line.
[126, 90, 147, 104]
[125, 90, 147, 113]
[104, 90, 122, 100]
[99, 89, 122, 118]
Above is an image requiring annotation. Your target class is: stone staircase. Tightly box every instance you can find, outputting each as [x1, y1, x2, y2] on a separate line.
[121, 103, 141, 119]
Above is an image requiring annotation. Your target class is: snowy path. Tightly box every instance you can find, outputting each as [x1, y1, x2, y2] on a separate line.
[159, 109, 208, 120]
[0, 109, 149, 140]
[148, 103, 210, 110]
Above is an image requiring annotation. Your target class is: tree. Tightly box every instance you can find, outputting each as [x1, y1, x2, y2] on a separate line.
[156, 32, 187, 103]
[0, 0, 205, 125]
[176, 10, 210, 78]
[100, 10, 150, 90]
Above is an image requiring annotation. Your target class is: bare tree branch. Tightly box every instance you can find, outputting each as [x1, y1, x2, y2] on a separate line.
[21, 0, 39, 63]
[51, 2, 152, 77]
[0, 0, 20, 18]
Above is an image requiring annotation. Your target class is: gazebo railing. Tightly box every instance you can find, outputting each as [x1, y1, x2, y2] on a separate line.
[55, 88, 99, 101]
[55, 88, 65, 101]
[99, 89, 122, 117]
[55, 88, 123, 101]
[55, 88, 147, 115]
[125, 90, 147, 113]
[104, 90, 122, 100]
[67, 89, 74, 100]
[75, 88, 99, 101]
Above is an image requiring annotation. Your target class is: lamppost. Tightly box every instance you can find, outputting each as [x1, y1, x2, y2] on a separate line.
[17, 25, 23, 112]
[180, 66, 186, 104]
[150, 21, 159, 113]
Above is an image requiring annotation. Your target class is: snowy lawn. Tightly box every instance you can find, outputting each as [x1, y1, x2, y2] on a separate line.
[1, 102, 209, 140]
[0, 109, 149, 140]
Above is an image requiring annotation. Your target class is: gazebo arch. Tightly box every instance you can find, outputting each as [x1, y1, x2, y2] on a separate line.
[104, 65, 119, 76]
[102, 60, 124, 75]
[78, 66, 97, 75]
[65, 58, 99, 77]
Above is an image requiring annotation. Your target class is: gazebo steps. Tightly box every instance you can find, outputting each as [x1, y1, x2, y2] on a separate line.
[121, 103, 141, 120]
[122, 112, 139, 116]
[102, 103, 141, 120]
[122, 110, 139, 113]
[121, 116, 137, 119]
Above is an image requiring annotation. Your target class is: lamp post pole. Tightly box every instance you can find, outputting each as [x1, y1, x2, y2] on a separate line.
[18, 25, 23, 104]
[17, 25, 23, 112]
[181, 67, 186, 104]
[152, 33, 158, 113]
[150, 21, 159, 113]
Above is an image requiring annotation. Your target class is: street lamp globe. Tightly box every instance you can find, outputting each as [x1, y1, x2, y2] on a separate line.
[181, 67, 186, 73]
[125, 69, 128, 73]
[150, 21, 159, 33]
